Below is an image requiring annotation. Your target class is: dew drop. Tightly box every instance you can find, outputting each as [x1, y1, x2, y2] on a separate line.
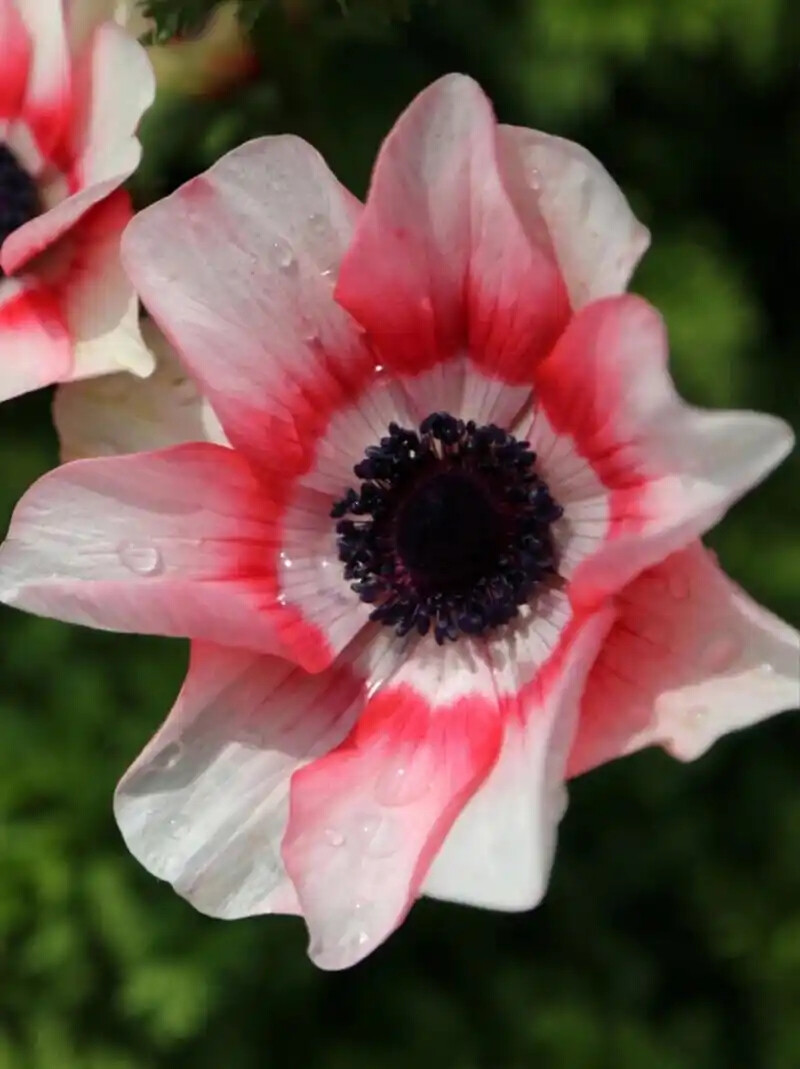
[271, 238, 297, 273]
[152, 741, 182, 770]
[167, 815, 189, 839]
[685, 704, 708, 722]
[118, 542, 164, 576]
[375, 762, 428, 807]
[527, 166, 542, 192]
[356, 931, 370, 947]
[667, 572, 691, 601]
[324, 828, 345, 847]
[758, 661, 776, 677]
[359, 814, 400, 859]
[700, 634, 742, 672]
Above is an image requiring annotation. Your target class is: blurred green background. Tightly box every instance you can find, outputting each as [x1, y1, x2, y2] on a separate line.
[2, 0, 799, 1066]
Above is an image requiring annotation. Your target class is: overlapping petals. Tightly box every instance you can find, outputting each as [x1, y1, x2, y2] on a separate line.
[1, 74, 796, 968]
[0, 0, 155, 402]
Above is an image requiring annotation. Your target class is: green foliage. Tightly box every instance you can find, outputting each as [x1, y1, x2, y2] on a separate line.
[1, 0, 799, 1066]
[141, 0, 421, 43]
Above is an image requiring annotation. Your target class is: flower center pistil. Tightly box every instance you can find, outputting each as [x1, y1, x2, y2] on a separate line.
[332, 412, 563, 644]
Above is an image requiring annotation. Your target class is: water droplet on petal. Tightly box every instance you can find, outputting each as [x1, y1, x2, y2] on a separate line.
[700, 634, 742, 672]
[271, 238, 297, 273]
[118, 542, 163, 576]
[758, 661, 776, 677]
[307, 212, 328, 238]
[324, 828, 345, 847]
[167, 815, 189, 839]
[152, 741, 182, 770]
[527, 166, 542, 192]
[359, 814, 400, 858]
[685, 704, 707, 722]
[375, 761, 428, 807]
[357, 931, 370, 947]
[667, 571, 691, 601]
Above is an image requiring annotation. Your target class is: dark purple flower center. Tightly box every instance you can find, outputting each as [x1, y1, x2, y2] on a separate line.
[331, 412, 563, 644]
[0, 143, 40, 277]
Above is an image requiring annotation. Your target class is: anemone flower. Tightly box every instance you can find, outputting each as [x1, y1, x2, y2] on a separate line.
[1, 75, 797, 970]
[0, 0, 154, 402]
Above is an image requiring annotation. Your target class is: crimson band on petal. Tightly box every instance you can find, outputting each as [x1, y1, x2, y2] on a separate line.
[332, 413, 563, 644]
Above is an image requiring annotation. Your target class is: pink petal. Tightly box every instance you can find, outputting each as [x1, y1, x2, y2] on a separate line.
[282, 635, 505, 969]
[56, 189, 154, 381]
[0, 0, 31, 121]
[13, 0, 72, 162]
[122, 136, 375, 476]
[0, 275, 71, 402]
[423, 594, 613, 909]
[0, 444, 333, 671]
[54, 320, 226, 462]
[523, 295, 794, 604]
[115, 640, 366, 920]
[335, 74, 570, 398]
[568, 543, 800, 774]
[2, 24, 154, 276]
[500, 125, 650, 308]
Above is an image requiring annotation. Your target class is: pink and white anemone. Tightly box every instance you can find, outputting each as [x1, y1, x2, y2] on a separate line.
[0, 0, 155, 402]
[1, 75, 797, 969]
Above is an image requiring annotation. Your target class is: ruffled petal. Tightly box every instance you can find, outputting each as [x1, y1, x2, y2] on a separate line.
[282, 635, 505, 969]
[423, 593, 613, 909]
[568, 543, 800, 774]
[122, 135, 375, 477]
[0, 274, 71, 402]
[500, 125, 650, 308]
[54, 190, 154, 381]
[115, 637, 371, 920]
[0, 0, 31, 122]
[0, 444, 334, 670]
[335, 74, 569, 399]
[2, 25, 154, 275]
[54, 320, 226, 462]
[519, 295, 794, 604]
[12, 0, 72, 163]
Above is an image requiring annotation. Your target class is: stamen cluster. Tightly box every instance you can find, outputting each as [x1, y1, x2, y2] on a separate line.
[331, 412, 563, 644]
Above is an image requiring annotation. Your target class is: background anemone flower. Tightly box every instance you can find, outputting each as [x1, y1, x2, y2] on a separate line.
[0, 74, 796, 970]
[0, 0, 155, 403]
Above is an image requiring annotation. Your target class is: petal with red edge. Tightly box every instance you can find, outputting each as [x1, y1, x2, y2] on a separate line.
[335, 74, 569, 402]
[54, 320, 226, 462]
[69, 21, 155, 189]
[500, 125, 650, 308]
[2, 24, 154, 275]
[13, 0, 72, 162]
[0, 0, 31, 122]
[568, 543, 800, 775]
[520, 295, 794, 604]
[122, 135, 374, 477]
[283, 635, 504, 969]
[423, 593, 613, 909]
[0, 275, 71, 402]
[56, 190, 155, 381]
[0, 443, 331, 671]
[115, 636, 381, 920]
